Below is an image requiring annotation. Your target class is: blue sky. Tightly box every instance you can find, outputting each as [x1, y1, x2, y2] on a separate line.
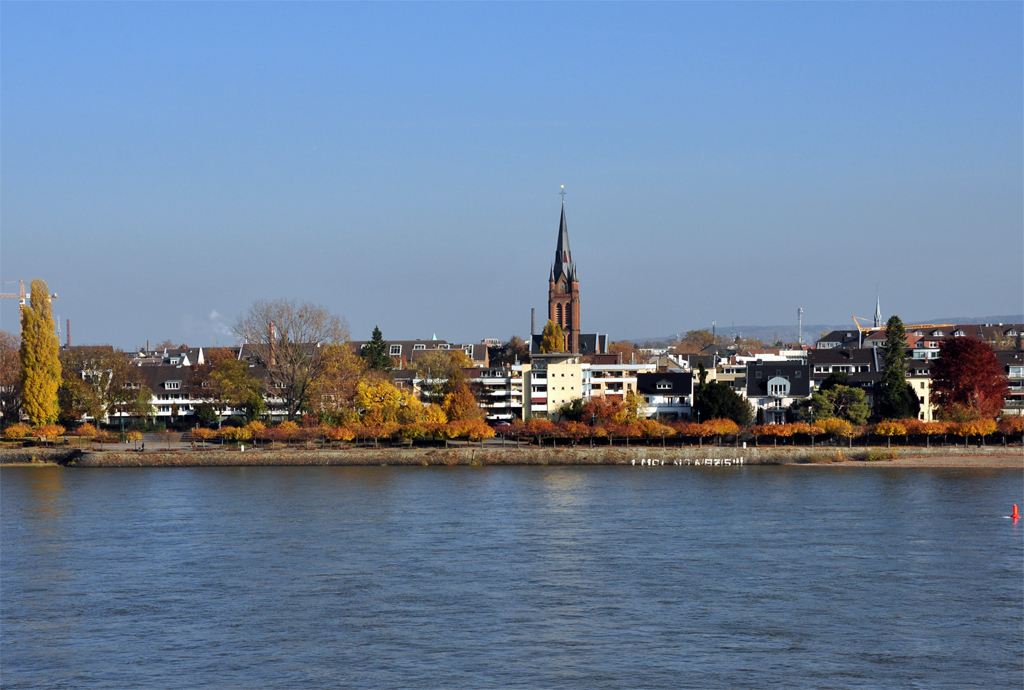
[2, 2, 1021, 348]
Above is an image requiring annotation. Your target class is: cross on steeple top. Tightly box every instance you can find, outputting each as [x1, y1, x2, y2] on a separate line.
[559, 185, 566, 203]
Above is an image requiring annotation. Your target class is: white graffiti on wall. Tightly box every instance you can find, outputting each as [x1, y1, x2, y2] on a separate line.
[632, 457, 745, 467]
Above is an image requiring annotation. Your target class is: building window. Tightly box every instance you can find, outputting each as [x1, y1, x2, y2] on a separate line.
[438, 344, 449, 350]
[656, 381, 672, 390]
[756, 371, 762, 379]
[795, 371, 801, 378]
[165, 381, 180, 390]
[413, 344, 425, 350]
[556, 303, 563, 326]
[462, 344, 473, 353]
[389, 345, 402, 356]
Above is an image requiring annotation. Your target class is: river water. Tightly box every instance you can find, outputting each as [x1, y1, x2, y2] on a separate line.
[2, 465, 1021, 688]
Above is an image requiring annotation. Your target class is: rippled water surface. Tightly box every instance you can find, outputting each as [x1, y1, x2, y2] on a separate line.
[2, 465, 1021, 688]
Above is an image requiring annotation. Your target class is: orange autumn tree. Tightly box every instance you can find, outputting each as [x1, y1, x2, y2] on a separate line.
[702, 418, 739, 445]
[874, 421, 907, 448]
[442, 381, 485, 421]
[816, 418, 855, 447]
[999, 416, 1024, 444]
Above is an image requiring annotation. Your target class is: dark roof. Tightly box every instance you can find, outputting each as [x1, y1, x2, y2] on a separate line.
[549, 204, 577, 284]
[996, 350, 1023, 369]
[808, 348, 877, 367]
[816, 330, 862, 348]
[907, 363, 933, 376]
[578, 333, 606, 356]
[686, 354, 716, 370]
[637, 372, 692, 397]
[531, 333, 605, 355]
[349, 339, 488, 366]
[746, 361, 812, 398]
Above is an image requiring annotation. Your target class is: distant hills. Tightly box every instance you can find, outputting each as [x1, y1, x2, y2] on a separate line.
[630, 315, 1024, 347]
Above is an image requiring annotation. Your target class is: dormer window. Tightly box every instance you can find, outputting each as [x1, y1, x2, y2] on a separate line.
[165, 381, 180, 390]
[462, 344, 473, 353]
[953, 330, 964, 337]
[438, 344, 449, 350]
[413, 344, 426, 350]
[655, 381, 672, 390]
[389, 345, 402, 356]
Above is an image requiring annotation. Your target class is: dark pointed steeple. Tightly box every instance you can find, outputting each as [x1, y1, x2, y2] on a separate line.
[550, 203, 577, 284]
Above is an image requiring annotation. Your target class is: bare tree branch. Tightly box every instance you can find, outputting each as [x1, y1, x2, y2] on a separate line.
[233, 299, 349, 420]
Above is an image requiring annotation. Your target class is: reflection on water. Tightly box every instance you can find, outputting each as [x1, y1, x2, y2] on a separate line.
[21, 466, 66, 520]
[1, 466, 1021, 689]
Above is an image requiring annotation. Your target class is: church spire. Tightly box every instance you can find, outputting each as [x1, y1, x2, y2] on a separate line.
[874, 292, 882, 328]
[551, 201, 576, 283]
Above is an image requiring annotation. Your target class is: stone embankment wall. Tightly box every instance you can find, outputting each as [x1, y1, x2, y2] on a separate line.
[0, 445, 1016, 468]
[0, 448, 83, 465]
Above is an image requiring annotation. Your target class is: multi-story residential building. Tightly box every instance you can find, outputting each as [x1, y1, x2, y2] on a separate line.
[715, 363, 747, 395]
[809, 348, 877, 382]
[746, 361, 812, 424]
[906, 360, 937, 422]
[637, 372, 693, 420]
[469, 366, 525, 422]
[587, 363, 652, 399]
[523, 353, 585, 419]
[997, 350, 1024, 415]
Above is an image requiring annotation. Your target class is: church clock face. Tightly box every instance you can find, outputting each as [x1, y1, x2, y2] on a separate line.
[559, 282, 566, 293]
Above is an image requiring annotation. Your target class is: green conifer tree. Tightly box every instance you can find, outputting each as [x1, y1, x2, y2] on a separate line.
[878, 315, 919, 420]
[362, 326, 393, 372]
[20, 279, 62, 425]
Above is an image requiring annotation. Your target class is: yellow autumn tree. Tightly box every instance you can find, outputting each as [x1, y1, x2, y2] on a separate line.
[539, 320, 564, 354]
[614, 390, 648, 424]
[421, 403, 447, 424]
[354, 379, 421, 425]
[20, 279, 61, 425]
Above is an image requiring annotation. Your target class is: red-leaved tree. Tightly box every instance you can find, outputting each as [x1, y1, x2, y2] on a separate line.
[931, 338, 1008, 420]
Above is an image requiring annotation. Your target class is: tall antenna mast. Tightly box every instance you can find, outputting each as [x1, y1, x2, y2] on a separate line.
[798, 307, 803, 345]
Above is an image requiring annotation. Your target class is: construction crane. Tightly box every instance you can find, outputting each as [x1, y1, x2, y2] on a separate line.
[852, 316, 955, 335]
[0, 280, 59, 331]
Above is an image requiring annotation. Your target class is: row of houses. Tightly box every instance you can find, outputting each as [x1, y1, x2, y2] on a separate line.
[57, 320, 1023, 426]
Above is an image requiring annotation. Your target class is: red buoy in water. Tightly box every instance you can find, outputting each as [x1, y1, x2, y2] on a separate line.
[1013, 505, 1020, 520]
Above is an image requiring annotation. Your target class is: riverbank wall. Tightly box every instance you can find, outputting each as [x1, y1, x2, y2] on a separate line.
[2, 445, 1019, 468]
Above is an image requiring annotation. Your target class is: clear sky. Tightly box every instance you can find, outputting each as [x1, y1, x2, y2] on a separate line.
[2, 2, 1021, 348]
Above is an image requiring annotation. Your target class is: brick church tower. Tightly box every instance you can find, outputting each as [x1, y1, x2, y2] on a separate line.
[548, 202, 581, 353]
